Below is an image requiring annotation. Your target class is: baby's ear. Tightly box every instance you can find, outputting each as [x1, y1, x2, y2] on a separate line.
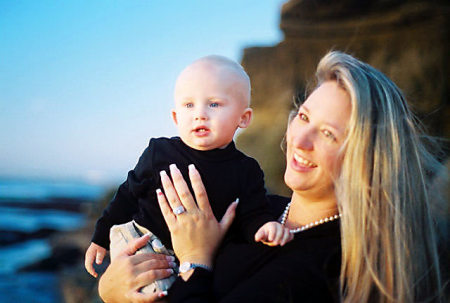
[171, 110, 178, 125]
[238, 108, 253, 128]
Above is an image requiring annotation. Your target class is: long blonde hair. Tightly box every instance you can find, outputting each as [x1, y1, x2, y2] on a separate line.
[315, 51, 446, 302]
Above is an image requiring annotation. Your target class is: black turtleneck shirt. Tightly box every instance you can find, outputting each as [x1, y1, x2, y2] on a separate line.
[92, 137, 274, 249]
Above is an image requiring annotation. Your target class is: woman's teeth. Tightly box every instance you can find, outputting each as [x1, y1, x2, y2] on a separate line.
[293, 153, 317, 167]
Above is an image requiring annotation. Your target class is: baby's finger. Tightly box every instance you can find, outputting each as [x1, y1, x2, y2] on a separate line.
[267, 225, 275, 242]
[96, 249, 106, 265]
[281, 230, 294, 246]
[273, 225, 284, 245]
[254, 228, 266, 242]
[84, 250, 97, 278]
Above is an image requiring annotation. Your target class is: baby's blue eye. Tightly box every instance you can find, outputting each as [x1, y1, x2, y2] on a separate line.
[185, 103, 194, 108]
[210, 103, 219, 108]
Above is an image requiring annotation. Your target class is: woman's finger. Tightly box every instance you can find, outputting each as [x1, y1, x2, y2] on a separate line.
[160, 169, 191, 218]
[169, 164, 197, 211]
[126, 289, 168, 303]
[135, 267, 174, 290]
[119, 235, 151, 257]
[130, 251, 175, 267]
[134, 257, 174, 274]
[188, 164, 213, 214]
[156, 188, 177, 230]
[219, 199, 238, 232]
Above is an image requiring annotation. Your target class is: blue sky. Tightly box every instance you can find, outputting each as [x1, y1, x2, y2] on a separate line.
[0, 0, 284, 185]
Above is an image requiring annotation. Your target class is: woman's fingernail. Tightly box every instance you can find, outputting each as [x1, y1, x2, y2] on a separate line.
[156, 188, 163, 196]
[169, 164, 177, 171]
[169, 261, 177, 268]
[151, 239, 163, 249]
[166, 255, 176, 262]
[235, 198, 240, 204]
[166, 269, 174, 274]
[160, 170, 167, 178]
[158, 291, 168, 298]
[188, 164, 195, 171]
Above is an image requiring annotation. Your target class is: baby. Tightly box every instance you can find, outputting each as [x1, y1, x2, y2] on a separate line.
[85, 55, 292, 293]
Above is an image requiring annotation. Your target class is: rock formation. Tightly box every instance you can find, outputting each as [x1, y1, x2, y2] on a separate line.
[238, 0, 450, 194]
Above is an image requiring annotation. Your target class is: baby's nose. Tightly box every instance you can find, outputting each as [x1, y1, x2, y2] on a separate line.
[194, 109, 208, 120]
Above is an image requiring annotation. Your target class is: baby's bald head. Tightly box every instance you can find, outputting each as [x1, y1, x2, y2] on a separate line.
[175, 55, 251, 108]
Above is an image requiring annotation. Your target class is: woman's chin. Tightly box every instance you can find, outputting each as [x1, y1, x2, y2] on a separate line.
[284, 171, 309, 192]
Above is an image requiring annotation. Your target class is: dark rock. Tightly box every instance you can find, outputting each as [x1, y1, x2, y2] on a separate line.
[237, 0, 450, 194]
[19, 245, 83, 272]
[0, 228, 57, 246]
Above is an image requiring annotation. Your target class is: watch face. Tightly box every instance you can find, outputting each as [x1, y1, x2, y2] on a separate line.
[179, 262, 191, 273]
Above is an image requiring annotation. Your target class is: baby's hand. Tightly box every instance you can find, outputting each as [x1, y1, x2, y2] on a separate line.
[254, 221, 293, 246]
[85, 242, 107, 278]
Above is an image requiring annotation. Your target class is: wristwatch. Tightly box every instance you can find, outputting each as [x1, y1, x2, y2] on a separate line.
[179, 261, 211, 274]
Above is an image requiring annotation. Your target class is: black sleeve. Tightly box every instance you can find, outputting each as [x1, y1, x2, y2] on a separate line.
[233, 158, 275, 242]
[91, 140, 157, 249]
[168, 269, 215, 303]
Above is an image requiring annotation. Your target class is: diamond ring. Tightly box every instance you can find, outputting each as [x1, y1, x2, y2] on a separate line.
[173, 205, 186, 215]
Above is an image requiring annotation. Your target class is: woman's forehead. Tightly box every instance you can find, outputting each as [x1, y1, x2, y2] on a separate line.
[303, 81, 351, 131]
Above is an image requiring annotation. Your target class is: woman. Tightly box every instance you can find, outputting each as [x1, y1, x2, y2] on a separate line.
[99, 51, 446, 302]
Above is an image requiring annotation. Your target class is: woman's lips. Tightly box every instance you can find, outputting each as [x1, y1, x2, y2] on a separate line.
[291, 152, 317, 171]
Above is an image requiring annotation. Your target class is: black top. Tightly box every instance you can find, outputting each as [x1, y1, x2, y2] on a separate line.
[92, 137, 274, 249]
[169, 195, 342, 303]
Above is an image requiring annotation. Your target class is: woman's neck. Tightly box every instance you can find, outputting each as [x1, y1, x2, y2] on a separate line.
[285, 192, 339, 228]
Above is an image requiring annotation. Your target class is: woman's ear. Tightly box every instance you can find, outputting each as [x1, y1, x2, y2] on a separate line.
[171, 110, 178, 125]
[238, 108, 253, 128]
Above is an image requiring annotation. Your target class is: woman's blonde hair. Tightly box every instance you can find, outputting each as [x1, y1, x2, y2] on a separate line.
[315, 51, 446, 302]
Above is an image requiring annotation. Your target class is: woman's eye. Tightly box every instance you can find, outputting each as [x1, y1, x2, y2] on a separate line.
[210, 102, 219, 108]
[299, 113, 309, 122]
[185, 103, 194, 108]
[323, 130, 336, 141]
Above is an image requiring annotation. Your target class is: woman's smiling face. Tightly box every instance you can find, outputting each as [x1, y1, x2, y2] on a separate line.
[284, 81, 352, 199]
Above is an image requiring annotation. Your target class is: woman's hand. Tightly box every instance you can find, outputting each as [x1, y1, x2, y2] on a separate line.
[157, 164, 238, 279]
[98, 235, 175, 303]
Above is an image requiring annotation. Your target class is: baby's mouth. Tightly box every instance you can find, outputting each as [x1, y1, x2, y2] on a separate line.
[193, 126, 210, 135]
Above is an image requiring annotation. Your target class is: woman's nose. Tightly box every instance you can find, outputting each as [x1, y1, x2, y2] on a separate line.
[291, 127, 314, 151]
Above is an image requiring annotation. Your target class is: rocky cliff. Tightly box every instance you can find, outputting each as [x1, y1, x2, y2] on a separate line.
[237, 0, 450, 195]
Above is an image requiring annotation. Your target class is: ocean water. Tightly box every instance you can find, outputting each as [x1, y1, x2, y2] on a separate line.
[0, 178, 107, 303]
[0, 178, 105, 200]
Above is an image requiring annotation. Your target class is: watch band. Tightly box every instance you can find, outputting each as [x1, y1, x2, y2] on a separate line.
[179, 261, 212, 274]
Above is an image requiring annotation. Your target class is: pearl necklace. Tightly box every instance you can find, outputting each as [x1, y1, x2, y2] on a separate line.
[280, 202, 341, 234]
